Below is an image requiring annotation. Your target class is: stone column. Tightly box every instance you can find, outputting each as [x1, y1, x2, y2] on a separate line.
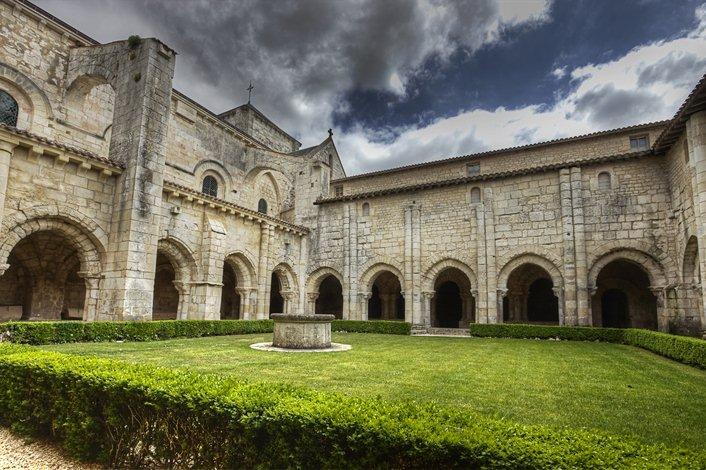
[306, 292, 319, 314]
[475, 205, 488, 323]
[235, 287, 254, 319]
[559, 168, 578, 325]
[343, 203, 359, 320]
[571, 167, 589, 325]
[650, 286, 669, 332]
[256, 223, 272, 319]
[421, 291, 434, 327]
[497, 289, 508, 322]
[484, 189, 499, 323]
[460, 292, 472, 328]
[78, 271, 102, 322]
[553, 286, 565, 326]
[173, 281, 191, 320]
[0, 140, 18, 225]
[282, 291, 296, 314]
[358, 292, 371, 321]
[587, 287, 597, 326]
[686, 110, 706, 331]
[404, 205, 413, 322]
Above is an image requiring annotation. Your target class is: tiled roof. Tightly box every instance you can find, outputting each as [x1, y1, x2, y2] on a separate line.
[318, 149, 653, 204]
[332, 121, 668, 183]
[0, 123, 123, 168]
[653, 73, 706, 154]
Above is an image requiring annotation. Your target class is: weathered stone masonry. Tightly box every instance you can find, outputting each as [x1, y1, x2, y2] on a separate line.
[0, 0, 705, 335]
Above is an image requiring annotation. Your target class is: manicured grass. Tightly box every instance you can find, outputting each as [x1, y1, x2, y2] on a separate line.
[42, 333, 706, 451]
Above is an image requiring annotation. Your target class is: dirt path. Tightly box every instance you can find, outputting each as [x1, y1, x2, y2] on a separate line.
[0, 427, 99, 469]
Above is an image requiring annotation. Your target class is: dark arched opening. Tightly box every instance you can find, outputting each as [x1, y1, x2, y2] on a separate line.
[315, 275, 343, 318]
[0, 231, 85, 321]
[593, 259, 657, 330]
[269, 272, 284, 314]
[367, 271, 404, 320]
[503, 263, 559, 324]
[434, 281, 462, 327]
[153, 252, 179, 320]
[220, 262, 240, 319]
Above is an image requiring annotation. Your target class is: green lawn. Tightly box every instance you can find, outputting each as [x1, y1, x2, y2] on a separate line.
[42, 333, 706, 451]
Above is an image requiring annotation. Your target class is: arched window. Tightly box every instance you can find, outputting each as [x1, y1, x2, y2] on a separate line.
[201, 175, 218, 197]
[598, 172, 611, 190]
[0, 90, 19, 127]
[470, 187, 481, 203]
[362, 202, 370, 216]
[258, 198, 268, 214]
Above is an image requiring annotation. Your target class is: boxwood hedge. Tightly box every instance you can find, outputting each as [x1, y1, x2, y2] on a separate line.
[469, 323, 706, 369]
[0, 343, 702, 468]
[0, 319, 412, 345]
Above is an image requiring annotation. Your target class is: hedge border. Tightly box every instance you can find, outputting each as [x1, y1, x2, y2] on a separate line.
[0, 343, 702, 468]
[0, 319, 411, 345]
[469, 323, 706, 369]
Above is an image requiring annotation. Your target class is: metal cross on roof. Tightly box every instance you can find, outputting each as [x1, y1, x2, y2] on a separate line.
[247, 81, 254, 104]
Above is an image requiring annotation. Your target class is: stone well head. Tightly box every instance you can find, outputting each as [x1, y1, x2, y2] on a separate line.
[271, 313, 335, 349]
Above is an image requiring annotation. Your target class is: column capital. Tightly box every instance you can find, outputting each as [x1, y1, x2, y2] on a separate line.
[497, 288, 508, 298]
[306, 292, 319, 301]
[421, 290, 435, 300]
[0, 263, 10, 277]
[358, 291, 372, 301]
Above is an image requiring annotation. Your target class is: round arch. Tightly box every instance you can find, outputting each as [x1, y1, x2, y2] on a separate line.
[193, 160, 233, 197]
[224, 251, 257, 288]
[682, 235, 700, 284]
[306, 266, 344, 294]
[360, 262, 405, 293]
[498, 253, 563, 291]
[0, 62, 55, 125]
[422, 258, 476, 293]
[157, 237, 198, 284]
[587, 248, 667, 289]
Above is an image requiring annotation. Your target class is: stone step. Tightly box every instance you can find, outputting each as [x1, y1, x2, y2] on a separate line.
[414, 327, 471, 337]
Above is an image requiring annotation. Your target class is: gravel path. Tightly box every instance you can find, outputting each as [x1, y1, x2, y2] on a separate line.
[0, 427, 99, 469]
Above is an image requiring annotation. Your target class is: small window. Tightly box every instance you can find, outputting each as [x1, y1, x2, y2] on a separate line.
[201, 175, 218, 197]
[467, 163, 480, 176]
[258, 198, 268, 214]
[629, 135, 649, 150]
[328, 154, 333, 166]
[334, 185, 343, 197]
[597, 172, 611, 190]
[0, 90, 18, 127]
[470, 187, 481, 203]
[362, 202, 370, 216]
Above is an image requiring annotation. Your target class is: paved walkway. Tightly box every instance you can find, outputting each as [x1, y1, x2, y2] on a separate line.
[0, 427, 98, 469]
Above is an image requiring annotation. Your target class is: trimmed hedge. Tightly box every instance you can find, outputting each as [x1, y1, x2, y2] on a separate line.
[469, 323, 706, 369]
[332, 319, 411, 335]
[0, 319, 274, 345]
[0, 319, 412, 345]
[0, 343, 702, 468]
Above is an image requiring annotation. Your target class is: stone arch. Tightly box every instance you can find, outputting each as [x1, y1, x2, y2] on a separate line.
[588, 247, 667, 331]
[157, 237, 198, 284]
[588, 247, 667, 289]
[220, 251, 258, 319]
[498, 253, 563, 291]
[63, 74, 115, 137]
[225, 251, 257, 288]
[244, 167, 286, 214]
[306, 266, 344, 318]
[0, 214, 106, 321]
[422, 258, 477, 293]
[193, 160, 233, 197]
[269, 262, 298, 314]
[497, 246, 562, 275]
[0, 216, 106, 275]
[0, 62, 54, 128]
[360, 262, 405, 293]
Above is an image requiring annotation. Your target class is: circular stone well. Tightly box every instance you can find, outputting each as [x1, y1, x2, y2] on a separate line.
[250, 313, 350, 353]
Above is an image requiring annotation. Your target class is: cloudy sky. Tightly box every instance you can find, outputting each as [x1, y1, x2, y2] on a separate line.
[36, 0, 706, 175]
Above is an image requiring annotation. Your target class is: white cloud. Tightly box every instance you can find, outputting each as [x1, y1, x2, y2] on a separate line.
[551, 66, 566, 79]
[337, 5, 706, 174]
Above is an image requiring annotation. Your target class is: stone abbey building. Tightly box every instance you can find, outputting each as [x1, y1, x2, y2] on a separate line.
[0, 0, 705, 336]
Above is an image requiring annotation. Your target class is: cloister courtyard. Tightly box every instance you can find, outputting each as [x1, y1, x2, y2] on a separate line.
[42, 332, 706, 452]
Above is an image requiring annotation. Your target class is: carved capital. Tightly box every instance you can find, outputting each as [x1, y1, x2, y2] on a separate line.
[306, 292, 319, 301]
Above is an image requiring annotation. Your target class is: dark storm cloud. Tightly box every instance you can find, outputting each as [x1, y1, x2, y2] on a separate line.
[37, 0, 541, 141]
[637, 52, 706, 88]
[571, 84, 662, 129]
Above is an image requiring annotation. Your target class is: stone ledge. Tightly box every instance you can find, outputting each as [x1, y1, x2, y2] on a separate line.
[250, 342, 351, 353]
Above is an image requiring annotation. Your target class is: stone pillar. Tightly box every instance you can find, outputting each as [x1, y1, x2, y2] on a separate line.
[306, 292, 319, 314]
[173, 281, 191, 320]
[0, 140, 18, 225]
[236, 287, 255, 319]
[282, 291, 296, 314]
[686, 110, 706, 331]
[422, 291, 434, 327]
[571, 167, 589, 325]
[343, 203, 359, 320]
[553, 286, 565, 326]
[496, 289, 507, 322]
[358, 292, 371, 321]
[194, 215, 227, 320]
[484, 189, 498, 323]
[650, 286, 669, 332]
[79, 272, 103, 322]
[475, 205, 488, 323]
[559, 168, 578, 325]
[256, 223, 272, 318]
[459, 292, 472, 328]
[404, 205, 413, 322]
[92, 39, 176, 321]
